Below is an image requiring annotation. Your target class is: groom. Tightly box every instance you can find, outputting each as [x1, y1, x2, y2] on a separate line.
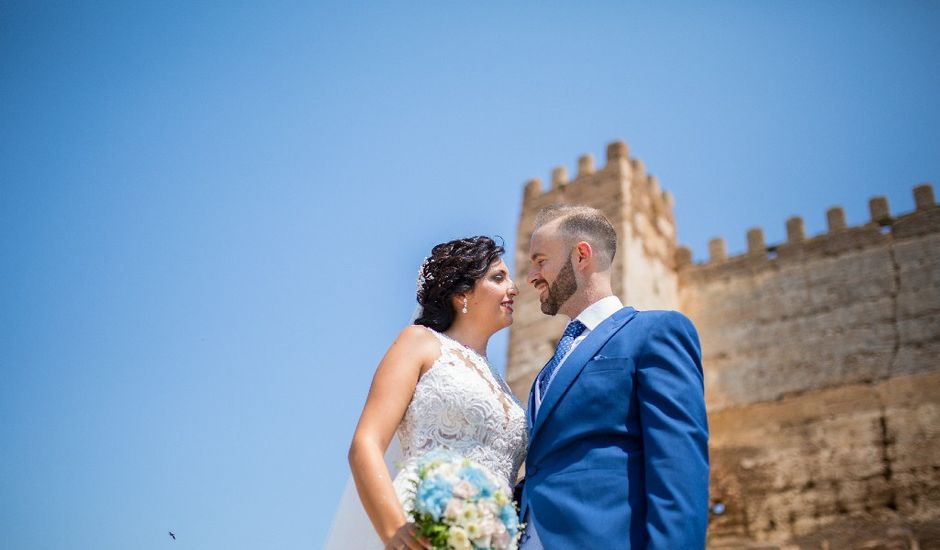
[519, 205, 709, 549]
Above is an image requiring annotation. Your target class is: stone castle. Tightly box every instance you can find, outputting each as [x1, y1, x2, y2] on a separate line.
[506, 140, 940, 548]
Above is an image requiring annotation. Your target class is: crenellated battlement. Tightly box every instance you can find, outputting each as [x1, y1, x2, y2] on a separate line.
[677, 184, 938, 277]
[522, 140, 676, 230]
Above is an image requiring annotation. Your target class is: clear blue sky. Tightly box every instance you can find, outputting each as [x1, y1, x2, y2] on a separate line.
[1, 2, 937, 548]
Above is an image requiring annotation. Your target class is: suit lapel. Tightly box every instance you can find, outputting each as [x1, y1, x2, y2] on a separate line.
[527, 375, 537, 433]
[529, 307, 638, 443]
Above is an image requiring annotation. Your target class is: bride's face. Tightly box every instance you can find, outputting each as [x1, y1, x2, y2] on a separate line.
[465, 258, 518, 329]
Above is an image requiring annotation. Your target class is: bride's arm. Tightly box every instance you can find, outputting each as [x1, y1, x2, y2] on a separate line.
[348, 325, 437, 546]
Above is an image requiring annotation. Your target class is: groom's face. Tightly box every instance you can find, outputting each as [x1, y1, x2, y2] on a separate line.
[528, 222, 578, 316]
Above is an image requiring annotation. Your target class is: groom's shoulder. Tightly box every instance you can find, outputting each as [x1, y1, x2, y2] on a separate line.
[629, 308, 696, 331]
[610, 310, 700, 355]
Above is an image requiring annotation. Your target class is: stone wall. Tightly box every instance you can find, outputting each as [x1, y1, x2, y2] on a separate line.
[707, 370, 940, 548]
[678, 185, 940, 548]
[678, 190, 940, 411]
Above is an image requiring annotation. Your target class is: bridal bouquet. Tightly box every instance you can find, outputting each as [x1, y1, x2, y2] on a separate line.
[410, 450, 521, 550]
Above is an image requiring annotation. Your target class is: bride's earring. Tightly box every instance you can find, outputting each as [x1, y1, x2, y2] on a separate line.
[462, 297, 469, 314]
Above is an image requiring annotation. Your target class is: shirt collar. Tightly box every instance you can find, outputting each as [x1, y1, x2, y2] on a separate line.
[573, 295, 624, 331]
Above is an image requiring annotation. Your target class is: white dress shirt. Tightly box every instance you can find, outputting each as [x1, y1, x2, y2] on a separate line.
[522, 295, 625, 549]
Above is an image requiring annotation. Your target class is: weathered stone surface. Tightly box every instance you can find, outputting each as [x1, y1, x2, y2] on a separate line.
[708, 371, 940, 547]
[679, 216, 939, 411]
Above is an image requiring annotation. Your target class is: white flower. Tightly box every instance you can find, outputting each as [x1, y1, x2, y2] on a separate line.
[471, 531, 492, 548]
[452, 480, 478, 499]
[480, 498, 500, 517]
[436, 462, 459, 479]
[492, 525, 510, 550]
[457, 502, 480, 527]
[469, 516, 496, 548]
[465, 521, 481, 538]
[447, 526, 472, 550]
[444, 499, 464, 520]
[478, 516, 497, 536]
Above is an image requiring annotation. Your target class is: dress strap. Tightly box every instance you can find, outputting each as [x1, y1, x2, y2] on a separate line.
[419, 325, 470, 353]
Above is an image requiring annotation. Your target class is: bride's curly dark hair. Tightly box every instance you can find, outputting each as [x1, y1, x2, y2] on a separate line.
[414, 236, 506, 332]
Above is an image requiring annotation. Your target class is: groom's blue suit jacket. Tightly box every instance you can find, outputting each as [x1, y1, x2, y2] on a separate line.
[521, 307, 709, 549]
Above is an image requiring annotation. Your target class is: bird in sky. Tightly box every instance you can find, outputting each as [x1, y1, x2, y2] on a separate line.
[169, 531, 176, 540]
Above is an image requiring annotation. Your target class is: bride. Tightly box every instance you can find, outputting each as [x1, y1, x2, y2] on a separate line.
[346, 236, 528, 549]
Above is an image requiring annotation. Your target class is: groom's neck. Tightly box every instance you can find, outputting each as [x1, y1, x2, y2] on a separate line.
[561, 277, 614, 319]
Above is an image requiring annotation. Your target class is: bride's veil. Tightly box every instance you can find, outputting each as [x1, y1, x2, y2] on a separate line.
[324, 269, 424, 548]
[322, 438, 401, 549]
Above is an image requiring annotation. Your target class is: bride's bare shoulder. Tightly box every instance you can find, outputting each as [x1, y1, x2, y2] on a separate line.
[392, 324, 441, 359]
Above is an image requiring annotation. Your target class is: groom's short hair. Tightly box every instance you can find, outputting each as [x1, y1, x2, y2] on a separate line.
[534, 204, 617, 269]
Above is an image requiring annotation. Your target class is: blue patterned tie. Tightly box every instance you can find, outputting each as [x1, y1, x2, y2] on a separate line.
[536, 320, 587, 403]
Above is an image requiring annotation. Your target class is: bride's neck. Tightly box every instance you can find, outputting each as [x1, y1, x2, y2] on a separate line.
[444, 320, 494, 359]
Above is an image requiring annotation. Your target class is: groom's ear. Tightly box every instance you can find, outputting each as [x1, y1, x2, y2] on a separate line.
[574, 241, 594, 267]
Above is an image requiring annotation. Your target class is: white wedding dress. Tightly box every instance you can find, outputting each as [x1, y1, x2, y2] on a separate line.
[324, 327, 528, 549]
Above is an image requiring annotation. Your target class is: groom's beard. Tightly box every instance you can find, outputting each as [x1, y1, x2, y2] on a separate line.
[541, 258, 578, 315]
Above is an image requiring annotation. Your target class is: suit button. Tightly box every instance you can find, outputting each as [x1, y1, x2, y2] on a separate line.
[528, 466, 538, 476]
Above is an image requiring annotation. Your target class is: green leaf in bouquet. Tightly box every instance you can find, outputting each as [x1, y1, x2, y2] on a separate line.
[414, 512, 449, 549]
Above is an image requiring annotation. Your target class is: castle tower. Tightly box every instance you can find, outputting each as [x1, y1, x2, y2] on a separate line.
[506, 140, 681, 397]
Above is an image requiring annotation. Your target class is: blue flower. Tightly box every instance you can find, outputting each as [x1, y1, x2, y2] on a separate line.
[500, 503, 519, 536]
[415, 475, 453, 520]
[458, 465, 495, 498]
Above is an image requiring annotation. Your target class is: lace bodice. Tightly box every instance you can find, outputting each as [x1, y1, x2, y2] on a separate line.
[393, 328, 528, 511]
